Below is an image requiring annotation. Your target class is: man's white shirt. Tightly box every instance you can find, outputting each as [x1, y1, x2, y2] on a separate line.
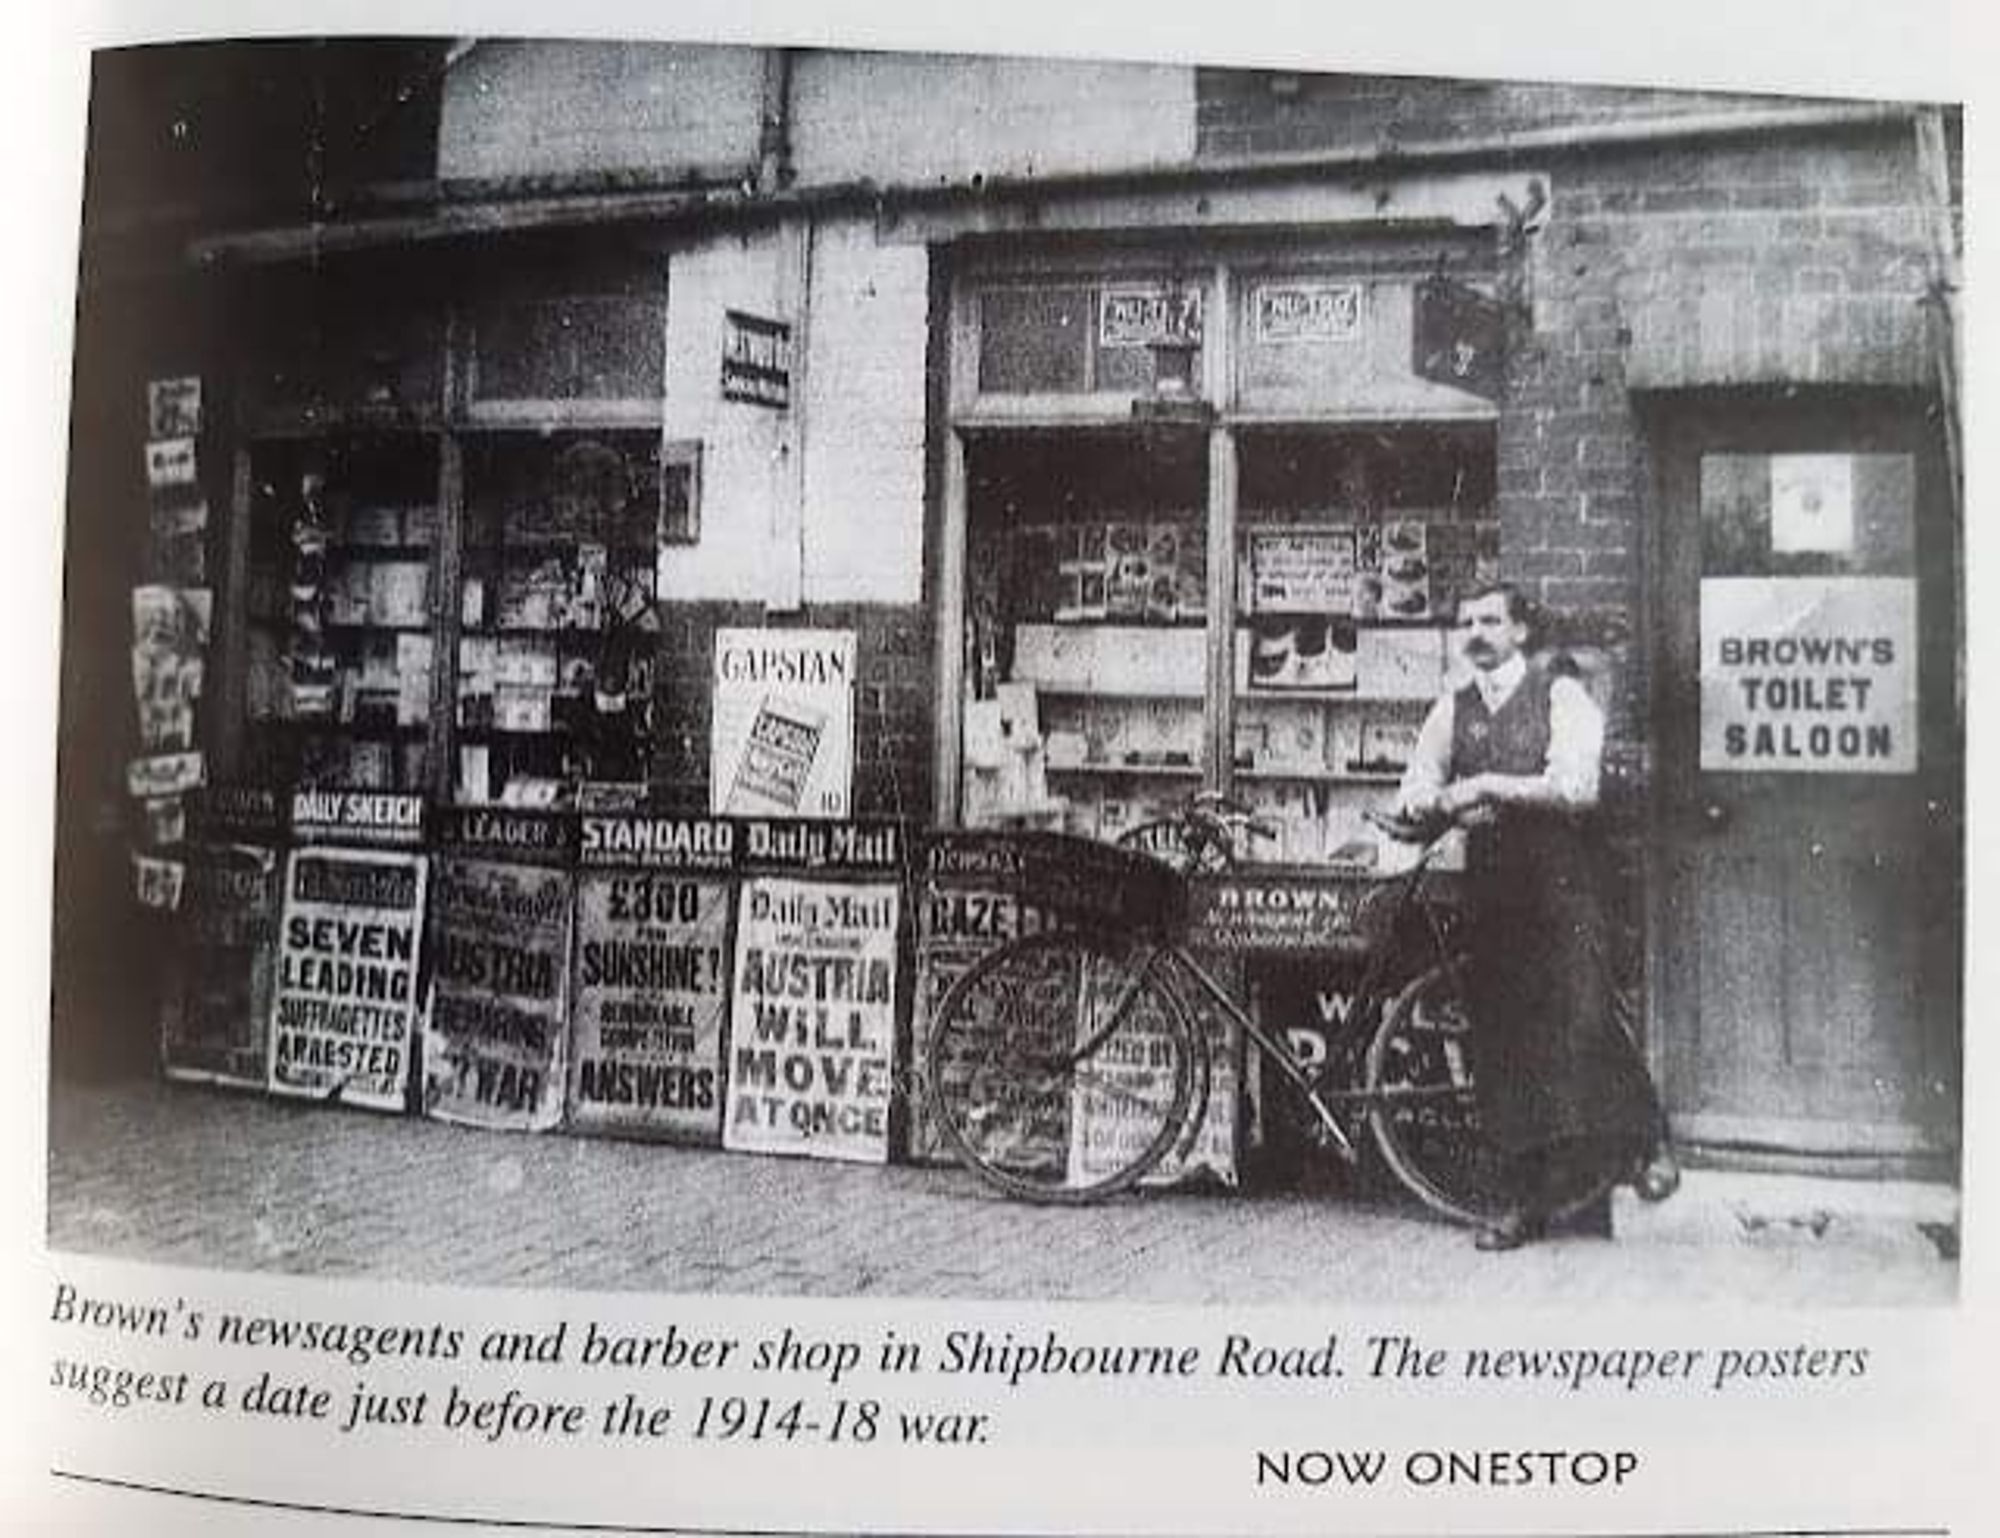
[1397, 653, 1605, 812]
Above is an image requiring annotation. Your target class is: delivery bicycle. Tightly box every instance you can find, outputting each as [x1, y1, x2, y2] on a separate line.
[921, 797, 1615, 1225]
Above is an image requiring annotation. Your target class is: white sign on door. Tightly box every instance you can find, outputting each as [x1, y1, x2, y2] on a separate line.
[1700, 576, 1917, 774]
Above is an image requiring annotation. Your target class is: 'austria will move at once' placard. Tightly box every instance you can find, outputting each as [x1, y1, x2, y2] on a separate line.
[725, 875, 899, 1163]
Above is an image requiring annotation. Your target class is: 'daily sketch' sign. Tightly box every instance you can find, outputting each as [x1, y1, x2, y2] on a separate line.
[1700, 576, 1917, 773]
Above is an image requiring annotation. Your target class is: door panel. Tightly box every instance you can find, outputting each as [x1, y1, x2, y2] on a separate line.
[1650, 395, 1960, 1163]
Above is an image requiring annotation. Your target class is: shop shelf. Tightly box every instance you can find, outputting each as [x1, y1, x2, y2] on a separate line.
[1045, 761, 1203, 777]
[1237, 763, 1402, 780]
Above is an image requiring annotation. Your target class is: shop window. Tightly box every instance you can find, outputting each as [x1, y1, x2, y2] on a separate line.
[1233, 425, 1497, 868]
[222, 261, 677, 808]
[239, 432, 443, 792]
[1234, 274, 1496, 419]
[241, 278, 447, 427]
[1699, 453, 1916, 578]
[468, 293, 667, 411]
[959, 429, 1209, 836]
[951, 250, 1501, 872]
[453, 429, 664, 808]
[976, 280, 1204, 397]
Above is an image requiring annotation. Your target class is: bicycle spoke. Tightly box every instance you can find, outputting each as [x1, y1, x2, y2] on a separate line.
[1366, 962, 1511, 1226]
[925, 930, 1198, 1203]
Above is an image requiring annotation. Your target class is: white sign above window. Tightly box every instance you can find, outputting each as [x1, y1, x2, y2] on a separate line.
[1098, 285, 1204, 348]
[1253, 281, 1364, 345]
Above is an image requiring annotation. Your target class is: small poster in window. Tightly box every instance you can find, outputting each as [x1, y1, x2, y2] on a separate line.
[1771, 455, 1856, 554]
[1377, 521, 1432, 619]
[1248, 528, 1356, 614]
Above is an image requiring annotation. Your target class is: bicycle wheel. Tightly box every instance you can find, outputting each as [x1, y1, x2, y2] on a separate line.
[924, 929, 1206, 1204]
[1366, 960, 1616, 1226]
[1117, 819, 1232, 874]
[1364, 959, 1508, 1226]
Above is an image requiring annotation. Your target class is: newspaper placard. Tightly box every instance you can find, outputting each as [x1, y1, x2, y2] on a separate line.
[569, 869, 732, 1142]
[289, 788, 427, 848]
[579, 813, 739, 872]
[724, 875, 900, 1163]
[1700, 575, 1918, 773]
[268, 845, 427, 1111]
[1063, 957, 1240, 1190]
[711, 628, 856, 819]
[911, 842, 1064, 1163]
[423, 857, 573, 1131]
[160, 841, 279, 1088]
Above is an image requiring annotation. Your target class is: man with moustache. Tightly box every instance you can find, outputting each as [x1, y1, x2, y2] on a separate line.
[1394, 582, 1676, 1251]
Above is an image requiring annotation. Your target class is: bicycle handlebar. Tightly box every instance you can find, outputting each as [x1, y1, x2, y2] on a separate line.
[1362, 807, 1455, 847]
[1184, 792, 1278, 843]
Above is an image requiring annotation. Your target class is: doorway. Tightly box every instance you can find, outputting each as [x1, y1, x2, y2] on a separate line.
[1647, 392, 1961, 1170]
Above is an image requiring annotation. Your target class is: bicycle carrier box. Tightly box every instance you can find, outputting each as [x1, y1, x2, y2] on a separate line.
[1183, 871, 1374, 955]
[922, 832, 1186, 935]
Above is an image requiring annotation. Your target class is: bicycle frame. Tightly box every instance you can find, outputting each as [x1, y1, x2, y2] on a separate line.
[1131, 831, 1463, 1167]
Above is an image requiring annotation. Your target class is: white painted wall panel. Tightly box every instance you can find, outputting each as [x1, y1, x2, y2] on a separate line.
[658, 233, 785, 603]
[792, 52, 1195, 187]
[802, 220, 929, 605]
[439, 41, 762, 183]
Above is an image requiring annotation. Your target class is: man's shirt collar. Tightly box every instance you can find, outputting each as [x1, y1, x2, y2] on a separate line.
[1474, 652, 1529, 710]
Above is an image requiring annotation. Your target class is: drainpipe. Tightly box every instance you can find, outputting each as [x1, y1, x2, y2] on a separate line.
[757, 48, 796, 195]
[1911, 107, 1963, 729]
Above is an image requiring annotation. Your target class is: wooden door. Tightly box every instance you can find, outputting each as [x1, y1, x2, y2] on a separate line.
[1650, 394, 1960, 1163]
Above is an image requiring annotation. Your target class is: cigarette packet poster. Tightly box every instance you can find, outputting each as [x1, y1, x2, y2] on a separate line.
[711, 628, 855, 819]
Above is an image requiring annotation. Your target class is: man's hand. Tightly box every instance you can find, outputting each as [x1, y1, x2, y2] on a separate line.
[1439, 775, 1486, 817]
[1399, 788, 1445, 821]
[1440, 775, 1500, 827]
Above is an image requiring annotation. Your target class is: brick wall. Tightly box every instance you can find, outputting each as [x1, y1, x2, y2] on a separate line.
[650, 602, 934, 822]
[1494, 124, 1937, 758]
[793, 52, 1194, 187]
[1195, 71, 1823, 160]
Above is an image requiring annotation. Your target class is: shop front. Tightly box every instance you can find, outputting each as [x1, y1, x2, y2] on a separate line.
[929, 231, 1532, 1176]
[71, 42, 1963, 1187]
